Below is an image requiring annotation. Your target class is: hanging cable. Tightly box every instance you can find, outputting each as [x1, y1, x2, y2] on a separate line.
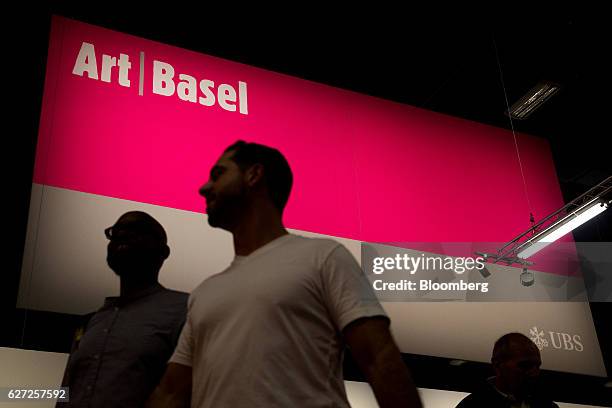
[492, 34, 535, 223]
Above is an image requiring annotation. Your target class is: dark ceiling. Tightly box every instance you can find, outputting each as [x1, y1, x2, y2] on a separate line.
[4, 4, 611, 405]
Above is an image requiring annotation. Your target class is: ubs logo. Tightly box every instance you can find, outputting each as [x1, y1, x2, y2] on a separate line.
[529, 326, 584, 352]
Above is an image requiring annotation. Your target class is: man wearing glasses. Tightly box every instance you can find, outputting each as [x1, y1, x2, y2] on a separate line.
[57, 211, 188, 407]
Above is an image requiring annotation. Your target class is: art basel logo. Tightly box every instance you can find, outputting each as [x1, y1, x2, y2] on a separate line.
[71, 42, 249, 115]
[529, 326, 584, 352]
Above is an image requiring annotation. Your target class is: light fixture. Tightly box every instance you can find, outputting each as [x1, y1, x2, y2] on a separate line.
[479, 265, 492, 278]
[494, 176, 611, 262]
[474, 251, 534, 280]
[475, 252, 492, 278]
[520, 267, 535, 287]
[507, 81, 560, 120]
[517, 199, 609, 259]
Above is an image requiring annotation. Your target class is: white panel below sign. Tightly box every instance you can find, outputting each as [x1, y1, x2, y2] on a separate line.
[17, 184, 606, 377]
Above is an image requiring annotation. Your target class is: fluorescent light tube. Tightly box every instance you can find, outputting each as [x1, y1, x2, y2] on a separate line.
[508, 81, 560, 120]
[517, 199, 608, 259]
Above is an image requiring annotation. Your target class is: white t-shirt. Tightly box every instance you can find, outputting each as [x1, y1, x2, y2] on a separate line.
[170, 234, 387, 407]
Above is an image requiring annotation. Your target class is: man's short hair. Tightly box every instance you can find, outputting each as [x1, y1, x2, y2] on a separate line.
[492, 332, 537, 364]
[224, 140, 293, 212]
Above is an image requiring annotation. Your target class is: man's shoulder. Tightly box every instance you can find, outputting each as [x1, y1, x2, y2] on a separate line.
[456, 386, 507, 407]
[456, 384, 558, 408]
[281, 234, 359, 270]
[80, 311, 97, 329]
[285, 233, 343, 254]
[159, 287, 189, 299]
[154, 287, 189, 308]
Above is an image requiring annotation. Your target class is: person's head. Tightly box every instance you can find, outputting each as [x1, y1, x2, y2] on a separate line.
[105, 211, 170, 279]
[199, 140, 293, 230]
[492, 333, 542, 397]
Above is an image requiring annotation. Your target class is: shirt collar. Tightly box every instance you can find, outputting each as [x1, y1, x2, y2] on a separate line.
[231, 233, 294, 266]
[104, 282, 165, 307]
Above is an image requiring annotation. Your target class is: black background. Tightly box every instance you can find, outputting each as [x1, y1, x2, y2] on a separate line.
[3, 3, 611, 406]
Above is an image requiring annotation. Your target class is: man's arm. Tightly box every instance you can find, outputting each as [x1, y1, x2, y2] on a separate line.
[59, 328, 81, 388]
[146, 362, 192, 408]
[56, 315, 92, 407]
[343, 316, 423, 408]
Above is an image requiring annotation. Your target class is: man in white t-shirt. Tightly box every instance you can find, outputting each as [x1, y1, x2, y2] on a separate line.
[147, 141, 422, 408]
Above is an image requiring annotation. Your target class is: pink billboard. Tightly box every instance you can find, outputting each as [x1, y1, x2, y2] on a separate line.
[35, 16, 565, 244]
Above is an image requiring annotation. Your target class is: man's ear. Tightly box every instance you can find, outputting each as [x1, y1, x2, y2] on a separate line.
[245, 163, 264, 187]
[491, 358, 503, 373]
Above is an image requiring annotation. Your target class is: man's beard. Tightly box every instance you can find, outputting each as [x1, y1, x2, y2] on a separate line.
[207, 185, 248, 229]
[107, 248, 160, 276]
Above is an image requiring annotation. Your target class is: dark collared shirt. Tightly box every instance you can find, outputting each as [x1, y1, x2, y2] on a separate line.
[60, 284, 188, 408]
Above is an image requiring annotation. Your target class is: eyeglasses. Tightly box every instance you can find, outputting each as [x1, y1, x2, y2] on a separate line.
[104, 226, 114, 240]
[104, 226, 146, 241]
[104, 224, 166, 243]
